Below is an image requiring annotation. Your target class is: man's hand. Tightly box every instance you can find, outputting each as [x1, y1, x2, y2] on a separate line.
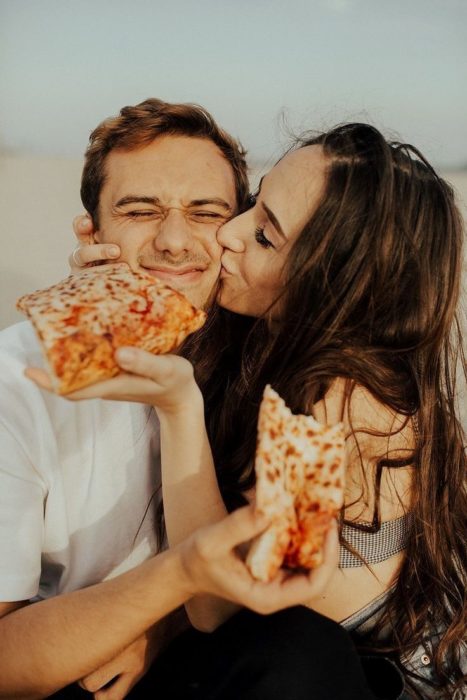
[179, 505, 339, 615]
[77, 627, 157, 699]
[69, 214, 121, 272]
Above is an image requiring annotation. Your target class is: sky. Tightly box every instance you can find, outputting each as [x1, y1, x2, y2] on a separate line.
[1, 0, 466, 168]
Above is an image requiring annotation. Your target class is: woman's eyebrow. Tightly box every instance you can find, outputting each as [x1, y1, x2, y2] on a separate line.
[262, 202, 286, 241]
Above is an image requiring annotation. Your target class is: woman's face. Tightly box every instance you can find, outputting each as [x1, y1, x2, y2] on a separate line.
[217, 144, 327, 317]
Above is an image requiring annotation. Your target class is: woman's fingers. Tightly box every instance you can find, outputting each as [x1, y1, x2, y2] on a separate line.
[69, 214, 121, 271]
[115, 347, 193, 383]
[72, 214, 94, 243]
[24, 367, 53, 390]
[68, 374, 165, 402]
[69, 243, 121, 271]
[24, 350, 195, 407]
[25, 368, 164, 402]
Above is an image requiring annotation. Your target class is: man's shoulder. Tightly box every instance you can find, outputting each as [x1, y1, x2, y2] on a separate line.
[0, 320, 160, 442]
[0, 321, 42, 365]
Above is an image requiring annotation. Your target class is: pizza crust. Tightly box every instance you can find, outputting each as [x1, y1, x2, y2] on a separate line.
[246, 385, 346, 581]
[17, 264, 206, 395]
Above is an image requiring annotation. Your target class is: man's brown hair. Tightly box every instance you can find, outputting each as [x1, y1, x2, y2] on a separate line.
[80, 98, 249, 226]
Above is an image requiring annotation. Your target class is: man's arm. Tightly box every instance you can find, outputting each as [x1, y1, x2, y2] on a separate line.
[0, 550, 188, 699]
[0, 600, 27, 616]
[0, 506, 338, 700]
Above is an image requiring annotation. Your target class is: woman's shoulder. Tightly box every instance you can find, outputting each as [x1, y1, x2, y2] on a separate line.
[313, 378, 416, 456]
[313, 379, 415, 520]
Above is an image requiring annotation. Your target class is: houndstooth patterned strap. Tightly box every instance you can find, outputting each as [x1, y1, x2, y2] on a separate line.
[339, 513, 412, 568]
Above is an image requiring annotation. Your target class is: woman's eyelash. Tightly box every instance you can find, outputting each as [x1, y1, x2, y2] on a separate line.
[254, 227, 274, 249]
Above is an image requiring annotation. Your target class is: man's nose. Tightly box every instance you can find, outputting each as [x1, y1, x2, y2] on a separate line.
[152, 210, 194, 256]
[217, 215, 246, 253]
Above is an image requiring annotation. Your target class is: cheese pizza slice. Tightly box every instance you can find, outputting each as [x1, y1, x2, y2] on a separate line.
[246, 385, 345, 582]
[17, 263, 206, 395]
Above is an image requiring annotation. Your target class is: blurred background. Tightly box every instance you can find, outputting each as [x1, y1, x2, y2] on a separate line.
[1, 1, 466, 420]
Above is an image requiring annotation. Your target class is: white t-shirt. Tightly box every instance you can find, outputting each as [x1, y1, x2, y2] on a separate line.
[0, 322, 161, 602]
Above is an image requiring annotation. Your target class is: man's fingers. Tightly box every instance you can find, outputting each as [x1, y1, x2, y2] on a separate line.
[78, 655, 121, 694]
[206, 506, 270, 552]
[321, 519, 339, 569]
[243, 521, 339, 613]
[94, 673, 134, 700]
[284, 521, 339, 599]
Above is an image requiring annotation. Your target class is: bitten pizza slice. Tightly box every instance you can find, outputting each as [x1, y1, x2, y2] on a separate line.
[17, 263, 206, 395]
[246, 385, 346, 582]
[246, 385, 297, 582]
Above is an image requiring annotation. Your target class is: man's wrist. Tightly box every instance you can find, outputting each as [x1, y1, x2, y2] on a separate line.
[150, 545, 198, 604]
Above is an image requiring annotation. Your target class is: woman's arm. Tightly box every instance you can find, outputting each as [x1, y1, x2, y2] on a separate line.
[157, 390, 244, 630]
[26, 351, 250, 631]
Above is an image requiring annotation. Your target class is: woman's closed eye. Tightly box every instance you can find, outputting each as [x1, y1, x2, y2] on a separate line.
[254, 226, 274, 249]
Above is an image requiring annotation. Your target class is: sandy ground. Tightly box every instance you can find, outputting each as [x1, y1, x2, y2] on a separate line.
[1, 155, 465, 424]
[0, 155, 84, 329]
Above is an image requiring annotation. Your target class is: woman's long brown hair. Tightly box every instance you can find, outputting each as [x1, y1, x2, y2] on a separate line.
[184, 123, 466, 697]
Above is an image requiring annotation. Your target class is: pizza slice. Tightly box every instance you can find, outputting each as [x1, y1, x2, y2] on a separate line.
[17, 263, 206, 395]
[246, 385, 346, 582]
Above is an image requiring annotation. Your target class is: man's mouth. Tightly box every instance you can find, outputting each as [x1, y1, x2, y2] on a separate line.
[140, 264, 207, 284]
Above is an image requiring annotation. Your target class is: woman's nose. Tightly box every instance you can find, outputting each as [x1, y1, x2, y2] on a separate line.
[217, 214, 247, 253]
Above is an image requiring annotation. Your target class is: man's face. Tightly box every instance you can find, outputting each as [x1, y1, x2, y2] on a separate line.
[95, 135, 237, 308]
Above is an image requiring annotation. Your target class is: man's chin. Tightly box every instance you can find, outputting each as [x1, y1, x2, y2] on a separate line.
[139, 267, 219, 310]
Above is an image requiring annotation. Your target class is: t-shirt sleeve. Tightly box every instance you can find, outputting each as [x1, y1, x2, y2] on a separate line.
[0, 328, 48, 602]
[0, 416, 45, 601]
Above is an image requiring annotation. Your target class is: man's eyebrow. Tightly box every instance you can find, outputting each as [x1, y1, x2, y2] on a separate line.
[115, 195, 161, 207]
[262, 202, 286, 241]
[114, 195, 232, 213]
[189, 198, 233, 213]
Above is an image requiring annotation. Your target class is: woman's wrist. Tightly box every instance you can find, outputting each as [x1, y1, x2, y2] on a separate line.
[154, 382, 204, 419]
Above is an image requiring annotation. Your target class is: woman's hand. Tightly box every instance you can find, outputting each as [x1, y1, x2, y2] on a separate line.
[180, 505, 339, 615]
[69, 214, 121, 271]
[25, 348, 201, 415]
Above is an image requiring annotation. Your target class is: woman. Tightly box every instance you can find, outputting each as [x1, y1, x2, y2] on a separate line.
[34, 123, 466, 698]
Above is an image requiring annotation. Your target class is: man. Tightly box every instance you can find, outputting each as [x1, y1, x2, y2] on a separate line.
[0, 98, 248, 698]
